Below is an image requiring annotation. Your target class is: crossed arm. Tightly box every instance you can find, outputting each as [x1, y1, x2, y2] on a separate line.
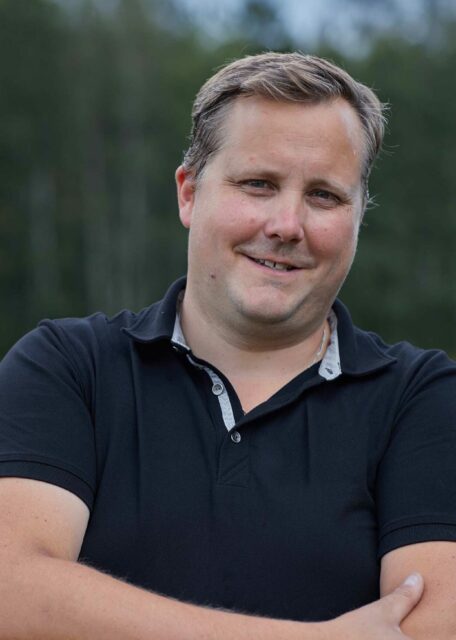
[0, 478, 455, 640]
[380, 540, 456, 638]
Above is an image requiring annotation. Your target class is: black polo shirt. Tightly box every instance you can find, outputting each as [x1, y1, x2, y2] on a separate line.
[1, 277, 456, 621]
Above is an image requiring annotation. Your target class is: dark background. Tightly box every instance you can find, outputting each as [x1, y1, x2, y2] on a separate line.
[1, 0, 455, 357]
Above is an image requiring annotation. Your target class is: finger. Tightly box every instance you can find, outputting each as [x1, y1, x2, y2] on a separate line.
[381, 573, 424, 625]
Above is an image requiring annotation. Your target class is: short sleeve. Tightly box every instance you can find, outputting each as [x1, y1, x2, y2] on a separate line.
[376, 349, 456, 558]
[0, 321, 97, 509]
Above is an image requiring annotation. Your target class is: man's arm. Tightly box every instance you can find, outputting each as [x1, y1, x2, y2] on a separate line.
[381, 541, 456, 640]
[0, 477, 421, 640]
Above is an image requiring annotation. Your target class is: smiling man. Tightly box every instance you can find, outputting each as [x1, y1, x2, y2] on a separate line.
[0, 52, 456, 640]
[176, 95, 364, 411]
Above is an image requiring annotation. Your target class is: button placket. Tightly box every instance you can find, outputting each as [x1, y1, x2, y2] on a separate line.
[185, 355, 236, 430]
[217, 427, 249, 486]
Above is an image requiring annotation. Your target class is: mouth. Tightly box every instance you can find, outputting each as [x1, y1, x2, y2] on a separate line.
[248, 257, 297, 272]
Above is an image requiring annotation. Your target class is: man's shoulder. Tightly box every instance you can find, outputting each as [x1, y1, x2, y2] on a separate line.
[38, 304, 157, 349]
[334, 298, 456, 382]
[0, 308, 148, 389]
[0, 279, 187, 387]
[20, 276, 187, 358]
[356, 321, 453, 365]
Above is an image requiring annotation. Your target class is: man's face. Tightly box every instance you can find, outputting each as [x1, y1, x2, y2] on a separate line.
[176, 96, 365, 341]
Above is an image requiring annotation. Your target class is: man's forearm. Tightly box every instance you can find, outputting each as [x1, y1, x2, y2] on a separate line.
[0, 552, 424, 640]
[0, 553, 322, 640]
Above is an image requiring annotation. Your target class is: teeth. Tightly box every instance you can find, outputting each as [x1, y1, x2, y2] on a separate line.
[254, 258, 293, 271]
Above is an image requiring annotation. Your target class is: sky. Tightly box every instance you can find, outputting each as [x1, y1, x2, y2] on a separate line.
[59, 0, 456, 53]
[174, 0, 456, 51]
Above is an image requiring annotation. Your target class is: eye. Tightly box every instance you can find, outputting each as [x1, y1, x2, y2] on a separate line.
[310, 189, 335, 200]
[242, 179, 272, 190]
[308, 189, 340, 207]
[238, 179, 276, 197]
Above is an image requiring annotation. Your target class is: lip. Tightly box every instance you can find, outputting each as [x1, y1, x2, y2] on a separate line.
[248, 255, 299, 268]
[244, 254, 302, 275]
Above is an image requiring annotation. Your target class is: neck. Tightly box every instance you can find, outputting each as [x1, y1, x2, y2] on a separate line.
[179, 292, 330, 380]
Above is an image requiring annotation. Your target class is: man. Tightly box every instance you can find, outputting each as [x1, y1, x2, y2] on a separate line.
[0, 52, 455, 639]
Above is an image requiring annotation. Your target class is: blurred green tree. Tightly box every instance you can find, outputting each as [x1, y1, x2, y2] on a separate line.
[341, 24, 456, 349]
[0, 0, 67, 351]
[0, 0, 454, 357]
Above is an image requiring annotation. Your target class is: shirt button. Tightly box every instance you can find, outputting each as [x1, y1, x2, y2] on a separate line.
[230, 430, 241, 444]
[212, 382, 224, 396]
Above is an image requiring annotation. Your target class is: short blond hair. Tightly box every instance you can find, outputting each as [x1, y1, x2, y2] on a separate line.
[183, 52, 386, 193]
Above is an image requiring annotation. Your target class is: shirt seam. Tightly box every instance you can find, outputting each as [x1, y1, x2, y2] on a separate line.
[0, 454, 95, 493]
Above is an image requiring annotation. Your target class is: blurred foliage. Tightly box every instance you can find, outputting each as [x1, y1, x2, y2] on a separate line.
[0, 0, 455, 357]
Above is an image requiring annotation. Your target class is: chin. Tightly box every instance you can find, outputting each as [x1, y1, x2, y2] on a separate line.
[234, 298, 300, 326]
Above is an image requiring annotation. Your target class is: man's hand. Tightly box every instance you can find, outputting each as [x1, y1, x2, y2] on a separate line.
[324, 573, 423, 639]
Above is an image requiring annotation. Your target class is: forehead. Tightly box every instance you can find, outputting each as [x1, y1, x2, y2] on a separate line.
[212, 96, 366, 181]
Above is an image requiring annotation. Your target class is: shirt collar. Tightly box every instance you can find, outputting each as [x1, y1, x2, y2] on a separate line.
[123, 277, 396, 378]
[122, 277, 187, 344]
[171, 291, 190, 352]
[332, 298, 397, 376]
[171, 304, 341, 381]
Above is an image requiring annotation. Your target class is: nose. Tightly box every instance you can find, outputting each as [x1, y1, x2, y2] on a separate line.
[263, 194, 305, 243]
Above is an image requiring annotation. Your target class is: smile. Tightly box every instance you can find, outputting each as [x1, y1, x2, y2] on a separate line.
[251, 257, 296, 272]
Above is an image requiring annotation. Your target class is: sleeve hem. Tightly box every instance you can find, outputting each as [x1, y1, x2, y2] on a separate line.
[378, 523, 456, 559]
[0, 460, 94, 510]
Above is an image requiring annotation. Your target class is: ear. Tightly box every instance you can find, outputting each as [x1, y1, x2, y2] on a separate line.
[175, 165, 196, 229]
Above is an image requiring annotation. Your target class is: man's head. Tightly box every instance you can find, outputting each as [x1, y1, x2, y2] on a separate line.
[182, 52, 386, 200]
[176, 53, 385, 346]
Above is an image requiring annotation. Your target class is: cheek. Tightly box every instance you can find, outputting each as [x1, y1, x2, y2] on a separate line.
[216, 197, 263, 241]
[224, 194, 259, 225]
[308, 219, 359, 258]
[189, 198, 259, 256]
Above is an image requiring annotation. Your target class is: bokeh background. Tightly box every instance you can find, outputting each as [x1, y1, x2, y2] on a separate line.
[1, 0, 455, 357]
